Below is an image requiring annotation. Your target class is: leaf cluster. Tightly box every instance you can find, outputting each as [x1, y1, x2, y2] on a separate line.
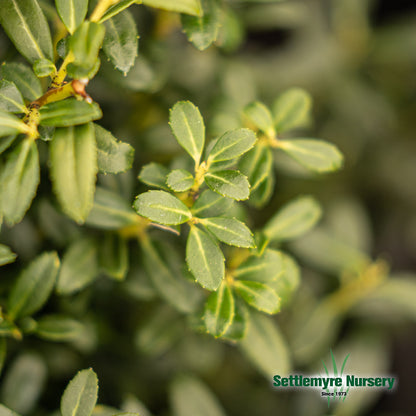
[0, 0, 342, 380]
[4, 1, 404, 415]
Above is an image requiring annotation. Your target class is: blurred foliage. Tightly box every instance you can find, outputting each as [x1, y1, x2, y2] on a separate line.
[0, 0, 416, 415]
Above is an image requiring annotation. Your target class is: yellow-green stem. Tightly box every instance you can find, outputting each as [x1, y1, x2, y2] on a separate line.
[90, 0, 120, 22]
[261, 134, 281, 149]
[326, 259, 388, 314]
[51, 52, 74, 88]
[24, 107, 40, 140]
[181, 162, 208, 207]
[33, 82, 76, 107]
[227, 248, 251, 270]
[225, 271, 235, 286]
[192, 161, 208, 193]
[119, 217, 149, 239]
[23, 79, 91, 140]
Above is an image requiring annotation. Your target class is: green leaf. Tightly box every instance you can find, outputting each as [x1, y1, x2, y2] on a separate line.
[0, 0, 53, 63]
[32, 58, 56, 78]
[263, 195, 322, 241]
[113, 413, 141, 416]
[272, 88, 312, 133]
[135, 307, 182, 356]
[133, 190, 192, 225]
[85, 187, 139, 229]
[0, 404, 20, 416]
[87, 406, 122, 416]
[291, 300, 342, 364]
[253, 232, 269, 256]
[0, 245, 17, 266]
[18, 316, 37, 334]
[50, 123, 97, 223]
[124, 266, 156, 302]
[56, 36, 69, 58]
[67, 21, 105, 79]
[103, 10, 138, 75]
[186, 226, 224, 290]
[102, 54, 159, 92]
[1, 139, 40, 225]
[248, 165, 274, 208]
[121, 395, 152, 416]
[0, 62, 42, 101]
[141, 0, 202, 16]
[243, 101, 275, 135]
[358, 276, 416, 322]
[170, 375, 227, 416]
[267, 253, 300, 305]
[204, 280, 235, 337]
[239, 142, 273, 194]
[200, 217, 255, 248]
[191, 189, 233, 218]
[166, 169, 194, 192]
[239, 311, 291, 379]
[0, 135, 16, 154]
[61, 369, 98, 416]
[55, 0, 88, 34]
[207, 128, 256, 163]
[40, 99, 102, 127]
[279, 139, 343, 173]
[234, 280, 280, 314]
[141, 239, 201, 313]
[222, 300, 248, 341]
[95, 124, 134, 173]
[169, 101, 205, 165]
[291, 228, 370, 275]
[234, 249, 285, 283]
[35, 315, 84, 342]
[0, 338, 6, 377]
[99, 233, 128, 280]
[8, 251, 59, 320]
[37, 199, 81, 247]
[138, 163, 170, 190]
[216, 6, 243, 53]
[57, 238, 99, 295]
[181, 0, 221, 51]
[100, 0, 139, 22]
[0, 80, 26, 113]
[0, 110, 31, 137]
[205, 170, 250, 200]
[0, 321, 21, 339]
[0, 353, 47, 414]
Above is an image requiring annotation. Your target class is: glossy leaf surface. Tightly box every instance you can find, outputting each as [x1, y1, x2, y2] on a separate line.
[8, 252, 59, 320]
[205, 170, 250, 200]
[50, 123, 97, 223]
[169, 101, 205, 165]
[186, 226, 224, 290]
[0, 0, 53, 63]
[134, 191, 192, 225]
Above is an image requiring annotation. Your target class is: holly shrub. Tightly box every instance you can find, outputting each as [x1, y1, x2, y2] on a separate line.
[0, 0, 415, 415]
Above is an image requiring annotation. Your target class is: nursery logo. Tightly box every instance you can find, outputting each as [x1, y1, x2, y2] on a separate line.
[272, 349, 396, 407]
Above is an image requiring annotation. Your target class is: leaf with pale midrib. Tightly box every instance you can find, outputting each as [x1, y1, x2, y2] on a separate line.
[0, 0, 53, 63]
[204, 280, 235, 337]
[169, 101, 205, 164]
[186, 226, 224, 290]
[103, 10, 138, 74]
[50, 123, 97, 223]
[133, 190, 192, 225]
[60, 369, 98, 416]
[55, 0, 88, 34]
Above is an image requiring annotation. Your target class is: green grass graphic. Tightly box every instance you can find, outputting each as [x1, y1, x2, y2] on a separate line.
[321, 349, 350, 407]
